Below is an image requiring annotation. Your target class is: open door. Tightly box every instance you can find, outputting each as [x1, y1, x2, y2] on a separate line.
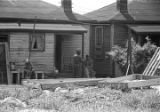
[0, 42, 11, 84]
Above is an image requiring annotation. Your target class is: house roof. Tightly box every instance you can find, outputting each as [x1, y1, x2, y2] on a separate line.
[128, 25, 160, 33]
[0, 0, 91, 22]
[0, 23, 87, 33]
[85, 0, 160, 22]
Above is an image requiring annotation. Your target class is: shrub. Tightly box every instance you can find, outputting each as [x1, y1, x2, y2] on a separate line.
[108, 37, 157, 74]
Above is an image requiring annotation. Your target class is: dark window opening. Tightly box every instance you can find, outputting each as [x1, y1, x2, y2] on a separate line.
[55, 35, 62, 72]
[33, 39, 38, 49]
[136, 34, 160, 46]
[30, 33, 45, 51]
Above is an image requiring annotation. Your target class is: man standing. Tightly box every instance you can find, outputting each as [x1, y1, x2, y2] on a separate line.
[73, 49, 83, 78]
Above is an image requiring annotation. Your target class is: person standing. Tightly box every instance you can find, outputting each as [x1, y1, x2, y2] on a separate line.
[84, 55, 95, 78]
[73, 49, 83, 78]
[24, 58, 33, 79]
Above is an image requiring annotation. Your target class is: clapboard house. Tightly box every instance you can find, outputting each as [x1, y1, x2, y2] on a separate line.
[0, 0, 92, 84]
[85, 0, 160, 77]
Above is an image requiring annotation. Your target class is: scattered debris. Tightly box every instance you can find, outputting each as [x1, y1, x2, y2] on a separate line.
[0, 97, 27, 109]
[54, 87, 69, 93]
[72, 88, 84, 95]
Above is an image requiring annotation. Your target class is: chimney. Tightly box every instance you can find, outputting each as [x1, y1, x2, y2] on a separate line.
[117, 0, 134, 21]
[61, 0, 77, 21]
[117, 0, 128, 13]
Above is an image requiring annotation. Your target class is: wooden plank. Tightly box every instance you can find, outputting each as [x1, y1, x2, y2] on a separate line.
[147, 49, 160, 75]
[22, 78, 106, 90]
[143, 48, 159, 75]
[98, 74, 160, 90]
[100, 74, 136, 83]
[5, 43, 11, 84]
[128, 78, 160, 88]
[143, 47, 160, 76]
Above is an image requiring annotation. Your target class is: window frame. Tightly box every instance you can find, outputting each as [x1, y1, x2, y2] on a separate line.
[94, 26, 104, 60]
[95, 26, 104, 47]
[30, 33, 45, 51]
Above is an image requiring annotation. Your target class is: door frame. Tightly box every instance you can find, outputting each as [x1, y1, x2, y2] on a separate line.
[0, 42, 11, 84]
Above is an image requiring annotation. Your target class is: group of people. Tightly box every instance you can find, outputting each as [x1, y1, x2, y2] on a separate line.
[22, 49, 95, 79]
[73, 49, 96, 78]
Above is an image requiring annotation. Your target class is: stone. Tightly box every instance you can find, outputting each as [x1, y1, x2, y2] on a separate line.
[0, 97, 27, 108]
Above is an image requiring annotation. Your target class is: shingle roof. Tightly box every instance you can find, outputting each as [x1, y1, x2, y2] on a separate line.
[0, 0, 91, 22]
[85, 0, 160, 22]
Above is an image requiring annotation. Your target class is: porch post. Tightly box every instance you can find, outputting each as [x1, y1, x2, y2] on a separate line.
[82, 33, 84, 58]
[128, 29, 134, 74]
[82, 33, 85, 77]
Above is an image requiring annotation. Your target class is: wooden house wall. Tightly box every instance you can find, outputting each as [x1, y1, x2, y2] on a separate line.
[61, 27, 90, 71]
[112, 23, 129, 77]
[9, 32, 55, 73]
[90, 25, 112, 77]
[30, 33, 55, 73]
[10, 33, 29, 69]
[61, 34, 82, 71]
[113, 24, 128, 47]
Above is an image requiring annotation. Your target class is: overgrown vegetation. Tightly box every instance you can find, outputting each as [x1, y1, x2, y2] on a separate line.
[1, 85, 160, 112]
[108, 37, 157, 74]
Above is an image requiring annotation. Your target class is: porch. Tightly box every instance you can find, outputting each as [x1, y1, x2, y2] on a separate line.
[0, 23, 88, 84]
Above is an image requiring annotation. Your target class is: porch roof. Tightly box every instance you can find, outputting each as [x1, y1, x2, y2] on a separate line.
[0, 23, 87, 34]
[128, 25, 160, 33]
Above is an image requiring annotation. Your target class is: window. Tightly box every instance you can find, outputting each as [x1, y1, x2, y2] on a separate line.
[30, 33, 45, 51]
[95, 26, 104, 61]
[95, 27, 103, 46]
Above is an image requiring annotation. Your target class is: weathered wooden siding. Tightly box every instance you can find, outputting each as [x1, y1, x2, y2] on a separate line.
[112, 23, 129, 77]
[10, 32, 55, 73]
[113, 24, 128, 47]
[61, 26, 90, 71]
[10, 33, 29, 69]
[61, 34, 82, 70]
[83, 25, 90, 55]
[90, 25, 112, 77]
[30, 33, 55, 73]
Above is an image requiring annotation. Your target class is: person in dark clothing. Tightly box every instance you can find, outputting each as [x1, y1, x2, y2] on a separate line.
[24, 58, 33, 79]
[73, 49, 83, 78]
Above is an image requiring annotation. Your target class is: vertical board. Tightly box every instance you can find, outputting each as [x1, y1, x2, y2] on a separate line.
[5, 43, 11, 84]
[83, 25, 90, 55]
[0, 43, 7, 83]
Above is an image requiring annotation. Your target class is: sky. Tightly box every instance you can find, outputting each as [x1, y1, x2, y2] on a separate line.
[42, 0, 116, 14]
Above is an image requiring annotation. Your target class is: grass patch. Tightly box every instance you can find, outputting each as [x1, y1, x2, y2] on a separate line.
[1, 85, 160, 112]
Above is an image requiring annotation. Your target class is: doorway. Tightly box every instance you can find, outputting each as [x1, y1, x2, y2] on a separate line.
[55, 35, 62, 72]
[0, 34, 9, 84]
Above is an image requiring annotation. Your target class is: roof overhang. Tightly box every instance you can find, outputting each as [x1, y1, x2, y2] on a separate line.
[0, 23, 87, 34]
[128, 25, 160, 33]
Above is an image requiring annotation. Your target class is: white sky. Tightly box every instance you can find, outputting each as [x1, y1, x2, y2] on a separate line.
[42, 0, 116, 14]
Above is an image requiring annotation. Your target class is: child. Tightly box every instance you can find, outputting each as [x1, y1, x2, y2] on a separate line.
[84, 55, 96, 78]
